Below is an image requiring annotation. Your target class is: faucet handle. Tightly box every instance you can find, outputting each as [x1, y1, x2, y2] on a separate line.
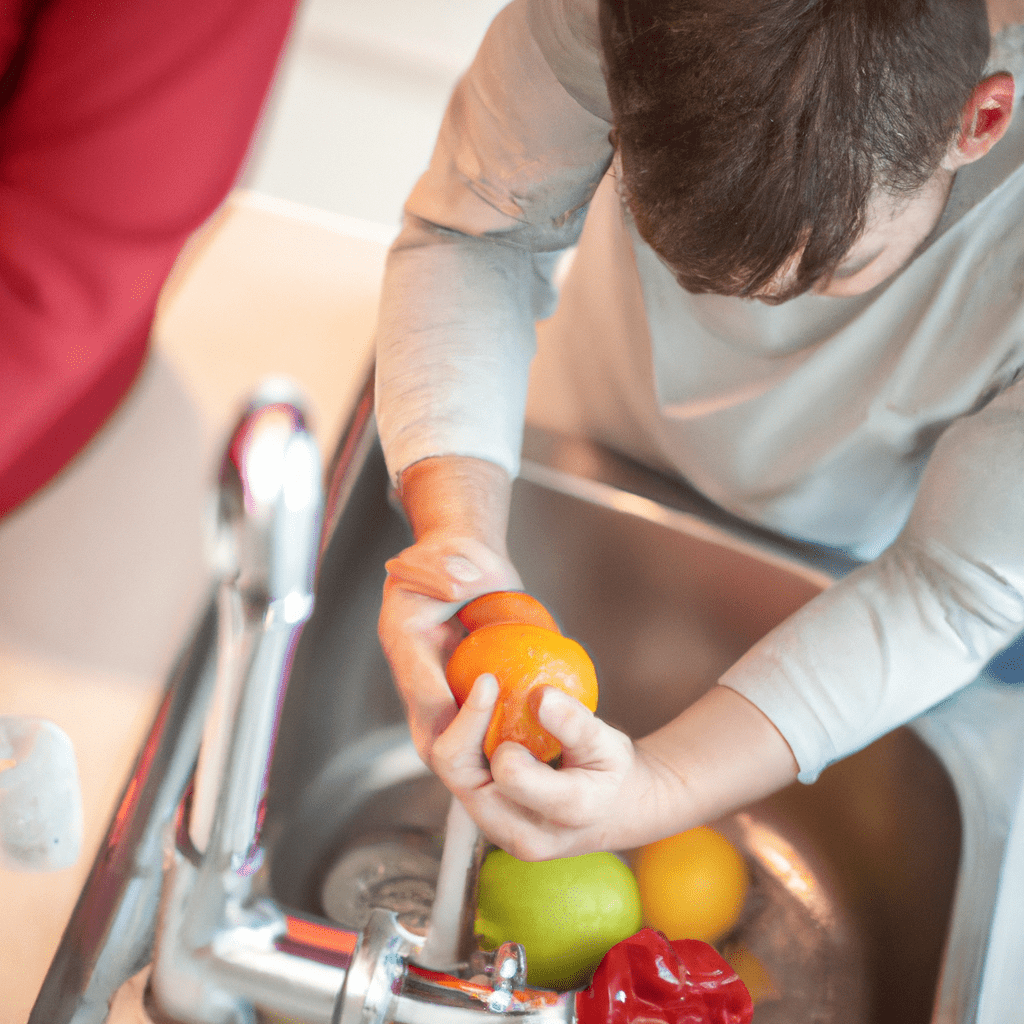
[487, 942, 529, 1011]
[338, 911, 576, 1024]
[190, 380, 323, 861]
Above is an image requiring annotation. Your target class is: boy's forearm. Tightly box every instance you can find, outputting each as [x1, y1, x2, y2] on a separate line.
[398, 455, 514, 554]
[637, 684, 799, 835]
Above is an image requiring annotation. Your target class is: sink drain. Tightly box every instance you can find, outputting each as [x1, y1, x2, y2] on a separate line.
[321, 836, 441, 935]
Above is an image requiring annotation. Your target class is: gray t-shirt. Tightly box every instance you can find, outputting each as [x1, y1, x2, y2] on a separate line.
[375, 0, 1024, 781]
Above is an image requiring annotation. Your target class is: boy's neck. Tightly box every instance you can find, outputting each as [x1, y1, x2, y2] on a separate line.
[988, 0, 1024, 35]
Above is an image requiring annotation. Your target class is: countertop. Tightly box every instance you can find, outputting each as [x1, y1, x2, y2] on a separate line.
[0, 190, 392, 1024]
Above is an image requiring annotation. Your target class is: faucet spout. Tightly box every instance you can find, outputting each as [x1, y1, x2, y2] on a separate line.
[189, 380, 323, 867]
[151, 382, 327, 1024]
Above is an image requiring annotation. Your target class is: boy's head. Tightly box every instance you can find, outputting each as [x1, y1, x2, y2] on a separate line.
[599, 0, 1011, 301]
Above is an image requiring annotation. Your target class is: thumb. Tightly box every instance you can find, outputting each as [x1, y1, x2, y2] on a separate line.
[537, 687, 628, 771]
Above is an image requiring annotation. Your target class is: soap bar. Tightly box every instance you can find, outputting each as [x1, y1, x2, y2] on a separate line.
[0, 716, 82, 871]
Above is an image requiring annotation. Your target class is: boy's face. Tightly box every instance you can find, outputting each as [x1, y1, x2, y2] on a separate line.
[751, 166, 957, 302]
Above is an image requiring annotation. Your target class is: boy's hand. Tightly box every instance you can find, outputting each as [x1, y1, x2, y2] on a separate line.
[379, 533, 520, 766]
[431, 677, 678, 860]
[378, 454, 518, 767]
[431, 678, 801, 859]
[379, 456, 800, 853]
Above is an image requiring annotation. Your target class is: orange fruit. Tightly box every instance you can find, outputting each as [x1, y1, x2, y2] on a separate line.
[446, 622, 598, 762]
[457, 591, 560, 633]
[633, 827, 749, 944]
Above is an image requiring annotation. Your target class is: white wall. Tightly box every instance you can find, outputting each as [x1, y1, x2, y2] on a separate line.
[245, 0, 508, 225]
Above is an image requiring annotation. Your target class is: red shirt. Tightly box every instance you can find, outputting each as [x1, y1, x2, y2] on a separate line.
[0, 0, 298, 515]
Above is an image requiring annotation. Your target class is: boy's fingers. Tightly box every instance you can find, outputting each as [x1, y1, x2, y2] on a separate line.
[462, 791, 552, 861]
[382, 561, 464, 613]
[385, 537, 522, 603]
[488, 741, 572, 815]
[536, 686, 592, 746]
[384, 551, 466, 603]
[432, 674, 499, 789]
[489, 748, 608, 834]
[536, 687, 630, 770]
[378, 624, 457, 763]
[379, 580, 460, 686]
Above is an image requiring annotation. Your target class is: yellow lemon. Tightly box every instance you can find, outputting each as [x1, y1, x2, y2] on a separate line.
[633, 827, 749, 944]
[475, 849, 643, 990]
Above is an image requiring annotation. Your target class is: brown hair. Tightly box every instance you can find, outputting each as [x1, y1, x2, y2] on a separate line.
[599, 0, 990, 300]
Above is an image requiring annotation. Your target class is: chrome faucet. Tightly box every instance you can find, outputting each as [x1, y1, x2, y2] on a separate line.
[149, 381, 331, 1023]
[144, 382, 575, 1024]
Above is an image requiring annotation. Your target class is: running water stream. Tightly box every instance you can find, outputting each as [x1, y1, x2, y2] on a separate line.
[415, 797, 481, 970]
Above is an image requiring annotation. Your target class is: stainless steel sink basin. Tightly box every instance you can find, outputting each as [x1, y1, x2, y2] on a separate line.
[263, 407, 963, 1023]
[34, 374, 1024, 1024]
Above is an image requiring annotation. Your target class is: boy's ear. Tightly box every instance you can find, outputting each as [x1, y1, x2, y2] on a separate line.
[943, 72, 1015, 170]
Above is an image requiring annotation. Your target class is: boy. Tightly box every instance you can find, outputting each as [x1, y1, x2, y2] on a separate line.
[376, 0, 1024, 859]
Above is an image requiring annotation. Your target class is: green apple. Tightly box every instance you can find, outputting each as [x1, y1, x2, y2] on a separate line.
[475, 849, 643, 990]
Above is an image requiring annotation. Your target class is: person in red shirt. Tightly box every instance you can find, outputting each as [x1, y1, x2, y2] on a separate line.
[0, 0, 299, 516]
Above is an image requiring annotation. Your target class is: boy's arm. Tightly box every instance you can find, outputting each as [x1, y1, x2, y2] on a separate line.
[721, 374, 1024, 783]
[376, 0, 613, 769]
[430, 375, 1024, 857]
[375, 0, 613, 488]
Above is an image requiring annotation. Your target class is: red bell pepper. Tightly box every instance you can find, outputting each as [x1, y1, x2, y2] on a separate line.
[575, 928, 752, 1024]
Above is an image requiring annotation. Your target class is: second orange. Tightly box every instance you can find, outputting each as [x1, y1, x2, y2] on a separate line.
[446, 616, 598, 763]
[456, 590, 561, 632]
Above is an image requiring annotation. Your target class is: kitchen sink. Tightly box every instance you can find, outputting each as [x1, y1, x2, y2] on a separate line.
[263, 395, 963, 1023]
[33, 374, 1024, 1024]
